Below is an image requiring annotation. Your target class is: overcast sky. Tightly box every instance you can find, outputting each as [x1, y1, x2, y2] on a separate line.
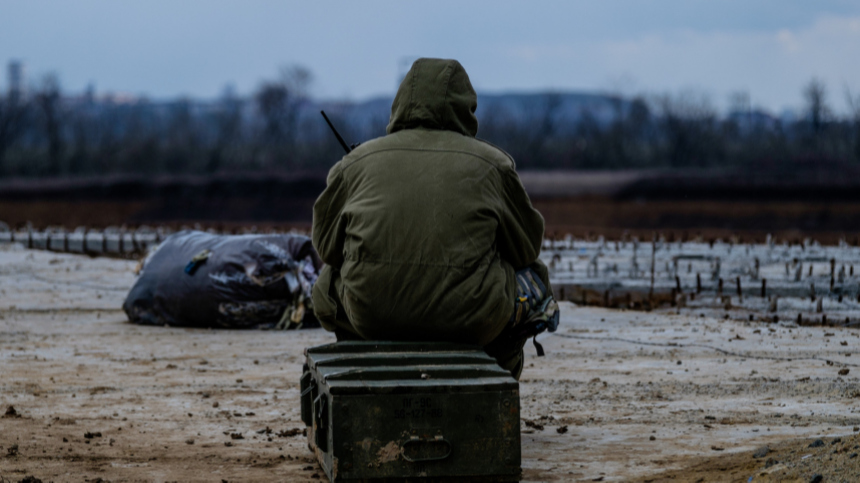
[2, 0, 860, 113]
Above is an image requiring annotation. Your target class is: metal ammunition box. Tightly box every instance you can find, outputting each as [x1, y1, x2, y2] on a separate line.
[300, 341, 521, 482]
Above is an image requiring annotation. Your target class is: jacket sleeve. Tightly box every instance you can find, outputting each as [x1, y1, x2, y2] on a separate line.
[312, 163, 349, 269]
[496, 167, 545, 270]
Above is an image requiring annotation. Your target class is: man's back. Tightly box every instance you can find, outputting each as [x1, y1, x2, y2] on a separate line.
[312, 58, 545, 347]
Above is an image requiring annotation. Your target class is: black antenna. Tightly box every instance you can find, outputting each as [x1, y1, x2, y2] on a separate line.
[320, 110, 351, 154]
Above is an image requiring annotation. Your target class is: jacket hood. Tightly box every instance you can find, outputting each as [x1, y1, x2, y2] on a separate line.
[386, 58, 478, 137]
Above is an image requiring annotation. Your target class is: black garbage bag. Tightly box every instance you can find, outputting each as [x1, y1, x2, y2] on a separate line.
[123, 230, 323, 329]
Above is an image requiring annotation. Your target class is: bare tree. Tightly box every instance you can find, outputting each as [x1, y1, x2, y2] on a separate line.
[256, 84, 289, 144]
[254, 65, 313, 168]
[803, 78, 830, 140]
[652, 90, 719, 168]
[846, 87, 860, 161]
[35, 74, 64, 175]
[279, 65, 312, 101]
[589, 94, 654, 169]
[0, 92, 29, 174]
[67, 105, 92, 175]
[163, 98, 203, 173]
[208, 87, 244, 173]
[521, 93, 563, 168]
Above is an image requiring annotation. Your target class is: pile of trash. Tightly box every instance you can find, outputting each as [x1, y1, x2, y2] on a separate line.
[123, 231, 322, 329]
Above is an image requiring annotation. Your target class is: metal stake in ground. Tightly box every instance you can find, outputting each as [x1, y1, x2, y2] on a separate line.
[736, 277, 742, 303]
[649, 237, 656, 302]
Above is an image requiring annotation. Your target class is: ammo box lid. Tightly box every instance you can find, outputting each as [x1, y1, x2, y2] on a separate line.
[305, 341, 518, 395]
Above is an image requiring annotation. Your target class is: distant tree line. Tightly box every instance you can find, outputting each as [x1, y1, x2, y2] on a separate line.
[1, 68, 859, 178]
[482, 80, 860, 172]
[0, 66, 349, 177]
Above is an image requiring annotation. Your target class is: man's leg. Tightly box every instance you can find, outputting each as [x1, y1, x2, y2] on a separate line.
[488, 337, 527, 380]
[312, 265, 364, 340]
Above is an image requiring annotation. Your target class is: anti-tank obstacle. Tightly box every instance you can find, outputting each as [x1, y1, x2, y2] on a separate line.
[542, 234, 860, 329]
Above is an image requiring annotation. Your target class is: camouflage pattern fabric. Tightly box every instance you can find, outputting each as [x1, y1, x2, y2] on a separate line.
[485, 265, 560, 379]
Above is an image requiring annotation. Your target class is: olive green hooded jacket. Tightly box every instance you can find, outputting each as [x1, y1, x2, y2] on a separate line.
[311, 58, 548, 346]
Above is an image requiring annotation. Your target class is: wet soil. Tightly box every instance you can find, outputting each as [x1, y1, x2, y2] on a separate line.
[1, 244, 859, 482]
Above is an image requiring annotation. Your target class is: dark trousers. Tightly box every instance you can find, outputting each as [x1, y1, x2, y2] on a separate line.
[333, 261, 554, 380]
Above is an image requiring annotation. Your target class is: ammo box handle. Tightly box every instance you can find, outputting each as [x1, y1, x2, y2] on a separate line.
[299, 372, 316, 427]
[313, 394, 328, 452]
[401, 437, 452, 463]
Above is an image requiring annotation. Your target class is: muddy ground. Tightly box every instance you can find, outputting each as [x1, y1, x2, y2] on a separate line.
[1, 244, 860, 482]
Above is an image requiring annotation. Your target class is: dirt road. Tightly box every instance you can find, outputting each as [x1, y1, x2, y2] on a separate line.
[1, 244, 859, 482]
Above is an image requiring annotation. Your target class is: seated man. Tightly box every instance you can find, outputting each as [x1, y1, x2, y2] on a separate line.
[311, 58, 558, 379]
